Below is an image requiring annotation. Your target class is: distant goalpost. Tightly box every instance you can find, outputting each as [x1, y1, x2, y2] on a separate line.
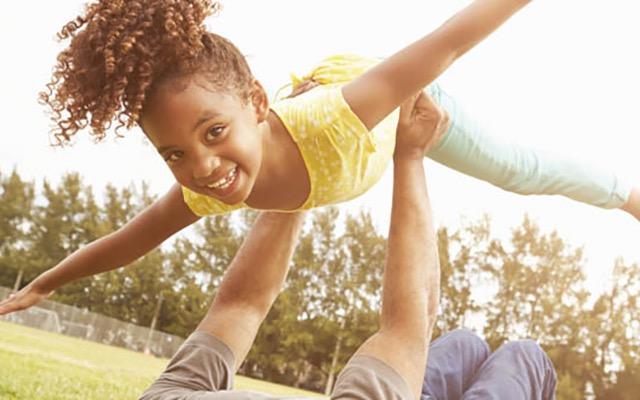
[0, 286, 185, 357]
[5, 306, 63, 334]
[61, 320, 94, 339]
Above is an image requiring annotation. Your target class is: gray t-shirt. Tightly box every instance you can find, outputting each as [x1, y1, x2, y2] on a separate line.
[140, 331, 412, 400]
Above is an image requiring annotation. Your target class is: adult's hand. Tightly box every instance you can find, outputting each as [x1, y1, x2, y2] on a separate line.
[395, 90, 450, 160]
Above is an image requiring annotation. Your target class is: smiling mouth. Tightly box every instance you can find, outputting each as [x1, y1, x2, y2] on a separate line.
[206, 167, 238, 191]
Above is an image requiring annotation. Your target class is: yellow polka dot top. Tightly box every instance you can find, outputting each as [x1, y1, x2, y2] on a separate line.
[182, 54, 400, 216]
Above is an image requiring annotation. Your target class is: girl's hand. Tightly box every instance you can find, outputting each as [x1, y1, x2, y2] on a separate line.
[0, 282, 52, 316]
[394, 90, 450, 160]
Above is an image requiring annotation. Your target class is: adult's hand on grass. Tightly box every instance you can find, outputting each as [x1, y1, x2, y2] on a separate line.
[0, 283, 52, 316]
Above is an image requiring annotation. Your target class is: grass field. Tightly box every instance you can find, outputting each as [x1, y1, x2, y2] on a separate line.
[0, 320, 325, 399]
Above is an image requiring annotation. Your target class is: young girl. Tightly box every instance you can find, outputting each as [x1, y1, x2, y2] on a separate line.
[0, 0, 638, 314]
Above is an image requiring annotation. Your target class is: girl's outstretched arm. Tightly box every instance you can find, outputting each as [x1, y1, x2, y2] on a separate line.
[343, 0, 531, 130]
[0, 183, 200, 315]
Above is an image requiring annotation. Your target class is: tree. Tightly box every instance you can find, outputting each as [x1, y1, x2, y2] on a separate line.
[156, 212, 244, 337]
[0, 169, 36, 290]
[434, 216, 492, 337]
[25, 174, 102, 304]
[84, 182, 160, 314]
[482, 216, 587, 350]
[584, 259, 640, 399]
[319, 210, 385, 393]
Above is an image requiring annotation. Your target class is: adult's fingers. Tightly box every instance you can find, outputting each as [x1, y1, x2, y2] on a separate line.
[413, 91, 442, 121]
[398, 92, 421, 127]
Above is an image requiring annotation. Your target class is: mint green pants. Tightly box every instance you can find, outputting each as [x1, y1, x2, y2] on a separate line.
[426, 84, 631, 209]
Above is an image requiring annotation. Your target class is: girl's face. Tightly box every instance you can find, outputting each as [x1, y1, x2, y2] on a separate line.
[141, 77, 269, 205]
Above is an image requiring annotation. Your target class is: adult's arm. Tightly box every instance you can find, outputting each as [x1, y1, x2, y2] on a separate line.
[195, 211, 305, 371]
[352, 93, 442, 399]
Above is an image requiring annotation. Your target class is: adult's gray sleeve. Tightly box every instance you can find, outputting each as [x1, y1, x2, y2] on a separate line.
[331, 355, 413, 400]
[139, 331, 235, 400]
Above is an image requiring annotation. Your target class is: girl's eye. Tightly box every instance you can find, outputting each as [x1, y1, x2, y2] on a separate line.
[205, 126, 225, 142]
[165, 151, 183, 163]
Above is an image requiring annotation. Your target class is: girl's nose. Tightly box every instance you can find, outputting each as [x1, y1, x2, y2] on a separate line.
[192, 152, 221, 182]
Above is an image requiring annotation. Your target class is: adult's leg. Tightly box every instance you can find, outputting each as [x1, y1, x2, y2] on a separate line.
[421, 329, 490, 400]
[425, 84, 632, 210]
[461, 339, 557, 400]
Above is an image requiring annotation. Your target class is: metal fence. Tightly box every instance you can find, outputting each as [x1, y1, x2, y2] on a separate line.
[0, 286, 184, 358]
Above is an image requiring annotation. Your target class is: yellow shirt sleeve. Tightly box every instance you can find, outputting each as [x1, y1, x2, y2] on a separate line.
[180, 54, 396, 216]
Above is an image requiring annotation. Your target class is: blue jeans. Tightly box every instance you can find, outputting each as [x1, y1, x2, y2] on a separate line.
[421, 329, 557, 400]
[425, 84, 631, 210]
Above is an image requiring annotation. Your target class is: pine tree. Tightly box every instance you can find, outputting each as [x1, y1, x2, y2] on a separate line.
[0, 169, 36, 289]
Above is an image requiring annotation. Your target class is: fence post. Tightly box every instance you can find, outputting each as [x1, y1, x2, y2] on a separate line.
[144, 292, 163, 355]
[13, 269, 24, 292]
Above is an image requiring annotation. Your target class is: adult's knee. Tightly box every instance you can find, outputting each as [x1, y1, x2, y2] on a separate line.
[500, 339, 548, 363]
[497, 340, 558, 397]
[502, 340, 556, 380]
[422, 329, 490, 399]
[430, 328, 491, 369]
[441, 328, 490, 356]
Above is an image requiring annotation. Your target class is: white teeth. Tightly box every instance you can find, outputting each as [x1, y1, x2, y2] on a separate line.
[207, 168, 237, 190]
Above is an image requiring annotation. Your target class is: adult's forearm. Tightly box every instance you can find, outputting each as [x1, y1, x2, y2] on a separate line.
[213, 212, 305, 316]
[353, 157, 440, 399]
[195, 212, 305, 371]
[382, 157, 440, 336]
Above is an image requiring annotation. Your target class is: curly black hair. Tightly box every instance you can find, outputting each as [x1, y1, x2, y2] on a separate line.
[40, 0, 255, 145]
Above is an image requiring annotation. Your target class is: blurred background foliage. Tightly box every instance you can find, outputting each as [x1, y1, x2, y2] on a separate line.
[1, 168, 638, 399]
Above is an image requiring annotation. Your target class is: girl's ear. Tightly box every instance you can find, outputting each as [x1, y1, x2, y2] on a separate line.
[249, 80, 270, 123]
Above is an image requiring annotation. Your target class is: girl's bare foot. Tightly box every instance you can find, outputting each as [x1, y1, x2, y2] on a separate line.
[620, 187, 640, 221]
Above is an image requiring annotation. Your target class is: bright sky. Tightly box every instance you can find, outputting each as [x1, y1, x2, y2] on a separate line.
[1, 0, 638, 297]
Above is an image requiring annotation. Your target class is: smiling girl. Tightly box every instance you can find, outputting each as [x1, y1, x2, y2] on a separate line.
[0, 0, 637, 315]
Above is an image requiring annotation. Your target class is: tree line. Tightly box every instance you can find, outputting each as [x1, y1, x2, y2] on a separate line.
[0, 168, 638, 399]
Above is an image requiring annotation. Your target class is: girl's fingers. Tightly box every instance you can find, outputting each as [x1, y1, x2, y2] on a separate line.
[0, 293, 27, 315]
[0, 294, 13, 306]
[0, 302, 15, 315]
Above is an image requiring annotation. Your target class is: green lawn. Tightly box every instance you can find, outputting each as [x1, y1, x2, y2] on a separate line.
[0, 320, 325, 399]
